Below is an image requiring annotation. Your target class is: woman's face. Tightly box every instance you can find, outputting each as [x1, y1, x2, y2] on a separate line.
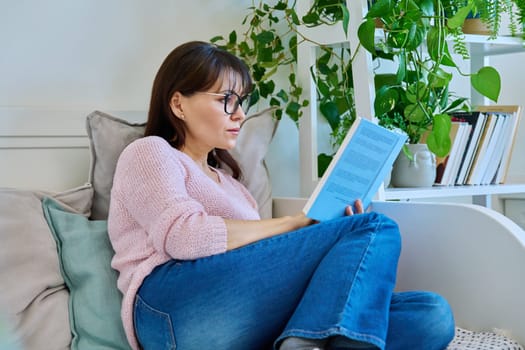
[171, 73, 248, 154]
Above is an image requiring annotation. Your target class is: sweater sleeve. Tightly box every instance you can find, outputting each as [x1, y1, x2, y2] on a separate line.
[111, 137, 227, 260]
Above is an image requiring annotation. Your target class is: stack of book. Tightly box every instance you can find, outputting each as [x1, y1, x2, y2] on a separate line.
[433, 105, 522, 186]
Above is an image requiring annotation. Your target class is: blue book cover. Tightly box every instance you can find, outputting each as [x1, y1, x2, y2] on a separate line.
[303, 117, 407, 221]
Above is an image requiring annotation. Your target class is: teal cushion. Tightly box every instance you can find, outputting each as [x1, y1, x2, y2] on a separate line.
[42, 197, 131, 350]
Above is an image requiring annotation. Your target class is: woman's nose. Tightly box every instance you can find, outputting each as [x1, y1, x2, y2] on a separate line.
[231, 107, 246, 121]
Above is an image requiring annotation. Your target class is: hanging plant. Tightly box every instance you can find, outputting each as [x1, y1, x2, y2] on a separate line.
[210, 0, 354, 176]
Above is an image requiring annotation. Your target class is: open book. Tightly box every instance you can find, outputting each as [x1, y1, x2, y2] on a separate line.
[303, 117, 407, 221]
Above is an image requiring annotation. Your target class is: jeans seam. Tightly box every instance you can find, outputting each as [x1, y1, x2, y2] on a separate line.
[135, 295, 177, 349]
[278, 327, 384, 348]
[338, 215, 386, 348]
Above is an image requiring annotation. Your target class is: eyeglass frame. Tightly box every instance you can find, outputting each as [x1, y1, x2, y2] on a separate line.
[196, 91, 251, 115]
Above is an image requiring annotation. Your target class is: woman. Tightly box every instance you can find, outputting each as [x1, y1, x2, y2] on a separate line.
[108, 41, 455, 350]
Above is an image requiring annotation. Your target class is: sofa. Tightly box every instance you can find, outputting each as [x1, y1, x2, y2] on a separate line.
[0, 110, 524, 349]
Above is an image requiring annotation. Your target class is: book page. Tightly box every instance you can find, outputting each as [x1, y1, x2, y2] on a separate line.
[303, 118, 406, 221]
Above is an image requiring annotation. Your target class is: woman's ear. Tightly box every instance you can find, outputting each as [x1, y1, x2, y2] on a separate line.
[169, 92, 185, 120]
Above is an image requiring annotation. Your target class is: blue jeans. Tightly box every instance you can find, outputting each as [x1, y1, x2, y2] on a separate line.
[134, 213, 455, 350]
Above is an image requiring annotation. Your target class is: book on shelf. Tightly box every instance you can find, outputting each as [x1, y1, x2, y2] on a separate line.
[431, 122, 471, 186]
[480, 113, 510, 184]
[448, 105, 522, 186]
[468, 112, 505, 185]
[465, 112, 498, 185]
[302, 117, 407, 221]
[477, 105, 522, 184]
[443, 122, 471, 186]
[451, 111, 486, 185]
[432, 122, 459, 185]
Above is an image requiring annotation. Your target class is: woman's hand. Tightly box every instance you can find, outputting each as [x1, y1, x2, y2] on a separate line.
[344, 199, 364, 216]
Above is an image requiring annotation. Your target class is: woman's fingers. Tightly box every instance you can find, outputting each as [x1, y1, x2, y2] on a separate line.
[354, 199, 364, 214]
[345, 199, 364, 216]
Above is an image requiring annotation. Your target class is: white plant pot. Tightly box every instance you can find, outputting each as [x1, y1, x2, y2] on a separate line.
[391, 144, 436, 188]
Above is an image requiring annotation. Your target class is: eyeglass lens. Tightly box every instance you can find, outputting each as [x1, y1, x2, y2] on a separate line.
[225, 92, 249, 115]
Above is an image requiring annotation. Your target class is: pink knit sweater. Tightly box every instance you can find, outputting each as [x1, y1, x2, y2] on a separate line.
[108, 136, 260, 350]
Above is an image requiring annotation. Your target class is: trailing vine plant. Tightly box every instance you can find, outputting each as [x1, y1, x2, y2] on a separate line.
[210, 0, 354, 175]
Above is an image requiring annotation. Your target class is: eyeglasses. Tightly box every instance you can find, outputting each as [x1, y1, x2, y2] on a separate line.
[197, 91, 250, 115]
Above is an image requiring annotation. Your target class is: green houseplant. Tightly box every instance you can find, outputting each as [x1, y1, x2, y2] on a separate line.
[210, 0, 350, 123]
[456, 0, 525, 39]
[210, 0, 355, 175]
[212, 0, 523, 176]
[357, 0, 508, 159]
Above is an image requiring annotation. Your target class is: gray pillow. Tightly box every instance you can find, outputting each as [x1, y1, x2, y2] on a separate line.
[86, 108, 278, 219]
[230, 107, 278, 219]
[86, 111, 145, 220]
[0, 185, 93, 350]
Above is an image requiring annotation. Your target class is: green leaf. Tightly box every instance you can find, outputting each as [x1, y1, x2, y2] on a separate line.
[318, 153, 334, 178]
[357, 19, 376, 54]
[419, 0, 434, 17]
[256, 31, 275, 44]
[289, 35, 297, 61]
[427, 27, 443, 62]
[257, 45, 273, 62]
[302, 12, 319, 25]
[317, 80, 330, 96]
[443, 97, 469, 112]
[396, 53, 406, 83]
[404, 103, 426, 123]
[367, 0, 394, 18]
[374, 74, 397, 90]
[228, 30, 237, 45]
[238, 41, 250, 55]
[440, 44, 457, 67]
[374, 86, 398, 116]
[428, 67, 453, 88]
[252, 64, 265, 81]
[287, 8, 300, 25]
[426, 113, 452, 157]
[273, 1, 287, 11]
[320, 101, 340, 131]
[276, 89, 288, 102]
[341, 5, 350, 36]
[286, 101, 302, 122]
[406, 82, 428, 103]
[209, 35, 224, 43]
[270, 97, 280, 106]
[471, 66, 501, 102]
[259, 80, 275, 97]
[447, 4, 473, 30]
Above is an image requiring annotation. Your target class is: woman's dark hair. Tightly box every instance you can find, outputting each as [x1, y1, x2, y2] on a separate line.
[145, 41, 252, 179]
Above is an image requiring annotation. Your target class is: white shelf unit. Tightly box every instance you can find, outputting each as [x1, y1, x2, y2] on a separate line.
[385, 183, 525, 207]
[296, 0, 525, 208]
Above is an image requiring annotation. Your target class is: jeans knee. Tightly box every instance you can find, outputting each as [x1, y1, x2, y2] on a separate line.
[389, 291, 455, 350]
[417, 292, 456, 348]
[368, 212, 401, 251]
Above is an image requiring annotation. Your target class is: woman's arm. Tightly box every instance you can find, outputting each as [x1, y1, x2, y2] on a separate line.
[224, 199, 364, 250]
[224, 213, 313, 250]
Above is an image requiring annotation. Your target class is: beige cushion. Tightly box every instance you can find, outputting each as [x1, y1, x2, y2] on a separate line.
[86, 109, 278, 220]
[230, 107, 278, 219]
[0, 185, 93, 350]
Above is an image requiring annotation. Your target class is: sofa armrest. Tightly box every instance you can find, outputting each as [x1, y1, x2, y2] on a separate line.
[371, 200, 525, 345]
[272, 197, 525, 344]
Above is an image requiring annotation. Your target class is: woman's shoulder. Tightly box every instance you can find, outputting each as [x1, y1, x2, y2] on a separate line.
[125, 135, 171, 152]
[117, 136, 188, 170]
[121, 136, 182, 159]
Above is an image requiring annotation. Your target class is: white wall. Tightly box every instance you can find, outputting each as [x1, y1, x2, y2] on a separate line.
[1, 0, 252, 110]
